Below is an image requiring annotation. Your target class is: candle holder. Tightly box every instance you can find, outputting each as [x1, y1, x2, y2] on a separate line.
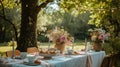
[48, 40, 51, 49]
[85, 38, 88, 54]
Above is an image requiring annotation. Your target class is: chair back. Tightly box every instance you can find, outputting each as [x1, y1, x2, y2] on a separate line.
[100, 55, 111, 67]
[6, 50, 21, 57]
[27, 47, 39, 54]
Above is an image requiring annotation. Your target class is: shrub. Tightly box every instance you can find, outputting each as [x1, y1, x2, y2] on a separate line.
[37, 35, 48, 42]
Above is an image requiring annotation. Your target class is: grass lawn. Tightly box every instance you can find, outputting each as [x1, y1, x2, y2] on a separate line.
[0, 41, 85, 57]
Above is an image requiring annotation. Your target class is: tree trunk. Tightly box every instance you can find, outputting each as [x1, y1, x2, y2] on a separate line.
[0, 26, 5, 43]
[16, 0, 53, 52]
[16, 0, 38, 52]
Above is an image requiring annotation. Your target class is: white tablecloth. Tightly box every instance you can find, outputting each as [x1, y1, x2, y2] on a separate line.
[0, 51, 106, 67]
[87, 51, 106, 67]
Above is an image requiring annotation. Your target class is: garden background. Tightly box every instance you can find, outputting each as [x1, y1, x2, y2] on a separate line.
[0, 0, 120, 66]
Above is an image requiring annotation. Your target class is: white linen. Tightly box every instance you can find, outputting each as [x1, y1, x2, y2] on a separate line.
[0, 51, 106, 67]
[41, 61, 54, 67]
[87, 51, 106, 67]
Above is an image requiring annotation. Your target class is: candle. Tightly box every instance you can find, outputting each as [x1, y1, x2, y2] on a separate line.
[72, 44, 74, 50]
[71, 37, 74, 50]
[12, 38, 15, 58]
[48, 40, 51, 49]
[85, 38, 87, 54]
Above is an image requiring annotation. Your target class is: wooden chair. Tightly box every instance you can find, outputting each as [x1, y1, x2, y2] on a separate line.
[100, 55, 110, 67]
[27, 47, 39, 54]
[6, 50, 21, 57]
[101, 54, 117, 67]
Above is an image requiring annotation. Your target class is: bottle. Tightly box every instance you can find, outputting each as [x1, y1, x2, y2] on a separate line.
[86, 42, 91, 51]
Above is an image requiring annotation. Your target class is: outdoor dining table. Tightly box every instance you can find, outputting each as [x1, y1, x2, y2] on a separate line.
[0, 51, 105, 67]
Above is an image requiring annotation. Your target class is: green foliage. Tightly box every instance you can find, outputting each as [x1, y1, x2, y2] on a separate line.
[0, 0, 21, 42]
[60, 11, 90, 39]
[1, 0, 18, 9]
[103, 37, 120, 55]
[60, 0, 85, 12]
[1, 0, 120, 44]
[37, 10, 91, 41]
[37, 35, 49, 42]
[59, 0, 120, 33]
[103, 42, 113, 55]
[110, 37, 120, 53]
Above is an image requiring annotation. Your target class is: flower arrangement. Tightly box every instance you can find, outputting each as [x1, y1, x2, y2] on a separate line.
[88, 28, 110, 43]
[88, 28, 110, 51]
[47, 27, 74, 45]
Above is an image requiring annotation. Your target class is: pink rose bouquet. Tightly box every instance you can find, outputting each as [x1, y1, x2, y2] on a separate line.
[89, 28, 110, 43]
[47, 27, 74, 45]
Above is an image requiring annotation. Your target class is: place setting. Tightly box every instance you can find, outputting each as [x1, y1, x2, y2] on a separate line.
[22, 53, 55, 67]
[22, 54, 41, 66]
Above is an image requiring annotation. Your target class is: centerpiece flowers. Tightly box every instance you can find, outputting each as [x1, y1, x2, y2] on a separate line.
[88, 28, 110, 51]
[47, 27, 74, 53]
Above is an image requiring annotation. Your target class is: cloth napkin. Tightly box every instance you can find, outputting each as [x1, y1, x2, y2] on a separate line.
[0, 58, 25, 64]
[86, 55, 92, 67]
[0, 58, 11, 64]
[41, 61, 54, 67]
[0, 58, 5, 63]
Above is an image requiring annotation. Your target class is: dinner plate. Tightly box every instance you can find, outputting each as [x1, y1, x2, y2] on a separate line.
[15, 57, 22, 59]
[40, 54, 56, 57]
[65, 53, 80, 55]
[23, 62, 40, 66]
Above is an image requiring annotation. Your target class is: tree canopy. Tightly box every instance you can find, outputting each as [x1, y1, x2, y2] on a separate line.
[60, 0, 120, 37]
[0, 0, 120, 51]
